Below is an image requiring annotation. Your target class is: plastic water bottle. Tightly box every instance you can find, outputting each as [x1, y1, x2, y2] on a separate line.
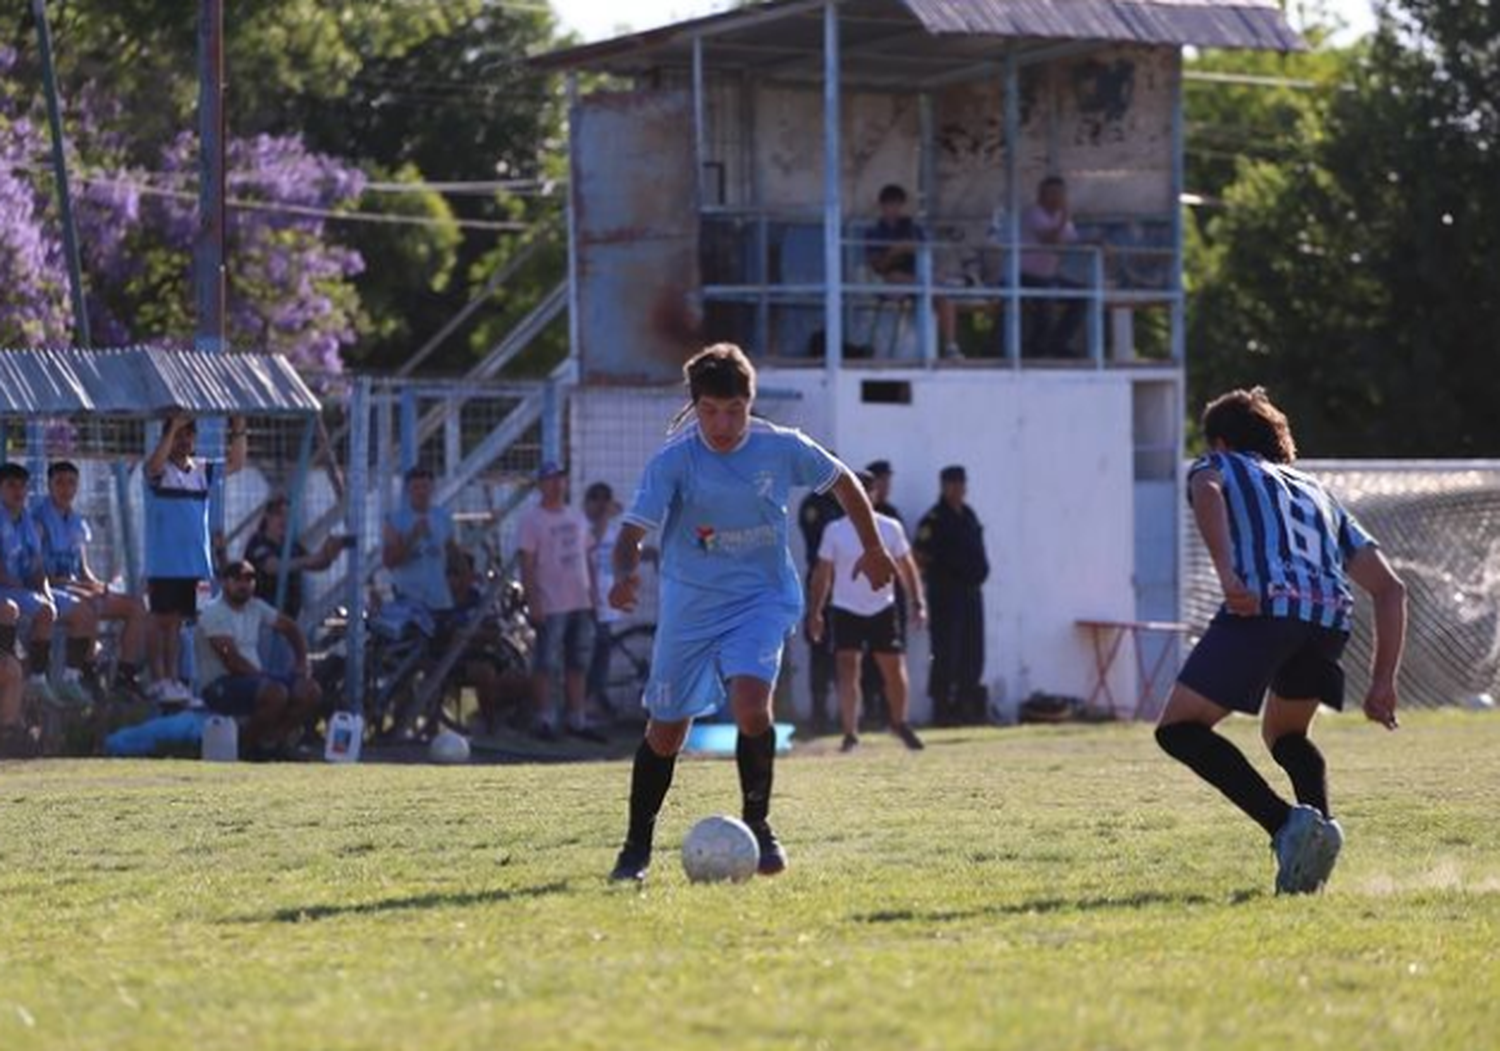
[201, 714, 238, 762]
[325, 711, 364, 764]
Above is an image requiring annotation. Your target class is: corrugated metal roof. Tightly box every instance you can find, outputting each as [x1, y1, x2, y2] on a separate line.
[0, 347, 322, 417]
[901, 0, 1303, 51]
[531, 0, 1303, 73]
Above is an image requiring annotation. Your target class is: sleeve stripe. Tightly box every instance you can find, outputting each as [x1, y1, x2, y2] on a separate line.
[813, 463, 842, 495]
[622, 512, 659, 531]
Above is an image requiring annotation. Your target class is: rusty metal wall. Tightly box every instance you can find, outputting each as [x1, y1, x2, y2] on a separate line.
[572, 90, 702, 384]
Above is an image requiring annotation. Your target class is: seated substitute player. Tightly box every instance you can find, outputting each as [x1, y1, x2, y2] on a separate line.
[1156, 387, 1406, 895]
[807, 469, 928, 753]
[0, 462, 98, 704]
[606, 343, 898, 883]
[34, 461, 149, 698]
[195, 560, 322, 758]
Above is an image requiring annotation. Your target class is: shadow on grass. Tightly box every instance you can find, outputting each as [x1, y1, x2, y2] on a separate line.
[852, 887, 1261, 925]
[241, 881, 570, 925]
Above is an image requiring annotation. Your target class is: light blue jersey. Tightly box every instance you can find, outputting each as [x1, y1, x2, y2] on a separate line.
[625, 418, 842, 720]
[386, 504, 455, 612]
[145, 460, 215, 580]
[0, 508, 43, 586]
[32, 498, 91, 581]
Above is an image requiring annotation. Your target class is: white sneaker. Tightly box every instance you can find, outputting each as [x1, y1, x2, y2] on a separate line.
[56, 670, 90, 706]
[25, 674, 57, 705]
[165, 681, 194, 703]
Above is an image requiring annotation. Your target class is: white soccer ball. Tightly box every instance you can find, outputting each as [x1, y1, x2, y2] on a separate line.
[681, 815, 760, 884]
[1463, 692, 1496, 712]
[429, 730, 471, 765]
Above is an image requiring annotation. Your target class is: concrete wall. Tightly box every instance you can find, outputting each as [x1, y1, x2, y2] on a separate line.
[571, 369, 1143, 722]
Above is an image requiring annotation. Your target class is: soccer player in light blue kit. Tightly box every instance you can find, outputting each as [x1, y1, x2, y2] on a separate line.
[1156, 388, 1406, 894]
[607, 344, 898, 882]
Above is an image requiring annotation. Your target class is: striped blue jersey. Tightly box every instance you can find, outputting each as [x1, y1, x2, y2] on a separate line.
[625, 418, 842, 622]
[1189, 451, 1375, 630]
[0, 507, 43, 586]
[145, 460, 216, 579]
[32, 498, 92, 580]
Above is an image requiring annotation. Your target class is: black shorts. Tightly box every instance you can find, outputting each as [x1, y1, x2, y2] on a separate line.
[147, 578, 200, 618]
[830, 606, 903, 655]
[1177, 613, 1349, 715]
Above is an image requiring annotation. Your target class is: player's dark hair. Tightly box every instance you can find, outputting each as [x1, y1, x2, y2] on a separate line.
[47, 461, 80, 480]
[670, 343, 757, 431]
[1202, 387, 1297, 464]
[1040, 175, 1066, 193]
[878, 183, 907, 205]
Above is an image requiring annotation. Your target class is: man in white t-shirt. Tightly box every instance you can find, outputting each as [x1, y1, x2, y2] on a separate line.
[195, 560, 321, 758]
[516, 462, 602, 742]
[807, 471, 928, 752]
[1020, 175, 1086, 358]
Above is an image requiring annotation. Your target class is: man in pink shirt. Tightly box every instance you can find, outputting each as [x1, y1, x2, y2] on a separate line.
[517, 462, 604, 742]
[1020, 175, 1085, 358]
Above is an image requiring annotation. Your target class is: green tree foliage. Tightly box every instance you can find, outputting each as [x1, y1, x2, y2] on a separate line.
[1187, 0, 1500, 455]
[10, 0, 568, 375]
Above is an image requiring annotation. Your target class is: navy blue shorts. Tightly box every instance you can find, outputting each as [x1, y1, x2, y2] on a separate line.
[1177, 613, 1349, 715]
[202, 673, 295, 717]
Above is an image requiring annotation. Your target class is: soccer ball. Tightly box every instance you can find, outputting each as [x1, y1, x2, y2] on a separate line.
[428, 730, 471, 765]
[1463, 692, 1496, 712]
[681, 815, 760, 884]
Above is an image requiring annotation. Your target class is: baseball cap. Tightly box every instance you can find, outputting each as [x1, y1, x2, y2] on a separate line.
[536, 461, 567, 481]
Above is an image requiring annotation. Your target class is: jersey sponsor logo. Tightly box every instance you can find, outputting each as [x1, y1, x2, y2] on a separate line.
[753, 471, 775, 500]
[694, 523, 777, 554]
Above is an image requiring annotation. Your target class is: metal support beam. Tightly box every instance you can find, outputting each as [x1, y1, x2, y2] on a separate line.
[32, 0, 90, 347]
[344, 378, 371, 718]
[693, 36, 708, 203]
[111, 460, 139, 595]
[822, 0, 844, 372]
[565, 73, 583, 373]
[275, 418, 317, 614]
[1003, 55, 1022, 366]
[918, 91, 937, 365]
[194, 0, 226, 354]
[1169, 51, 1187, 364]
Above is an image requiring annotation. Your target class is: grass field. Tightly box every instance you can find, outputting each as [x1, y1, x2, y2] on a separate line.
[1, 710, 1497, 1051]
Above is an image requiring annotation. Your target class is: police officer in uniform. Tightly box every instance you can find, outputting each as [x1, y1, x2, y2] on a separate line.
[914, 465, 989, 725]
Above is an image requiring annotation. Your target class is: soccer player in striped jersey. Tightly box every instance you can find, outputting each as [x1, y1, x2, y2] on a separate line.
[606, 344, 897, 883]
[1156, 388, 1406, 894]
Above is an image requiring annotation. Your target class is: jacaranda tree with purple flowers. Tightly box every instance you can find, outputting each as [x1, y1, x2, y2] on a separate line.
[0, 47, 365, 374]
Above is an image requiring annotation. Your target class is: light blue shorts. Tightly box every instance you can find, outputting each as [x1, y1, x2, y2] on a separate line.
[642, 591, 799, 723]
[0, 587, 55, 622]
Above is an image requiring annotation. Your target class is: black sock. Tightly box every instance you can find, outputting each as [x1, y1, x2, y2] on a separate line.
[626, 739, 677, 850]
[1156, 723, 1290, 837]
[66, 637, 93, 670]
[27, 638, 50, 677]
[737, 727, 777, 828]
[0, 624, 15, 657]
[1270, 732, 1329, 817]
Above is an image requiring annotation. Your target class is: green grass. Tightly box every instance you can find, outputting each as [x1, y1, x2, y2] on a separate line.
[1, 711, 1498, 1050]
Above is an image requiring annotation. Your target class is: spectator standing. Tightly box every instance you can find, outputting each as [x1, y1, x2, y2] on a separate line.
[195, 560, 321, 758]
[34, 461, 149, 698]
[860, 459, 905, 728]
[807, 470, 928, 752]
[381, 466, 460, 615]
[144, 413, 247, 702]
[584, 482, 624, 713]
[914, 465, 990, 725]
[245, 495, 346, 673]
[516, 462, 603, 743]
